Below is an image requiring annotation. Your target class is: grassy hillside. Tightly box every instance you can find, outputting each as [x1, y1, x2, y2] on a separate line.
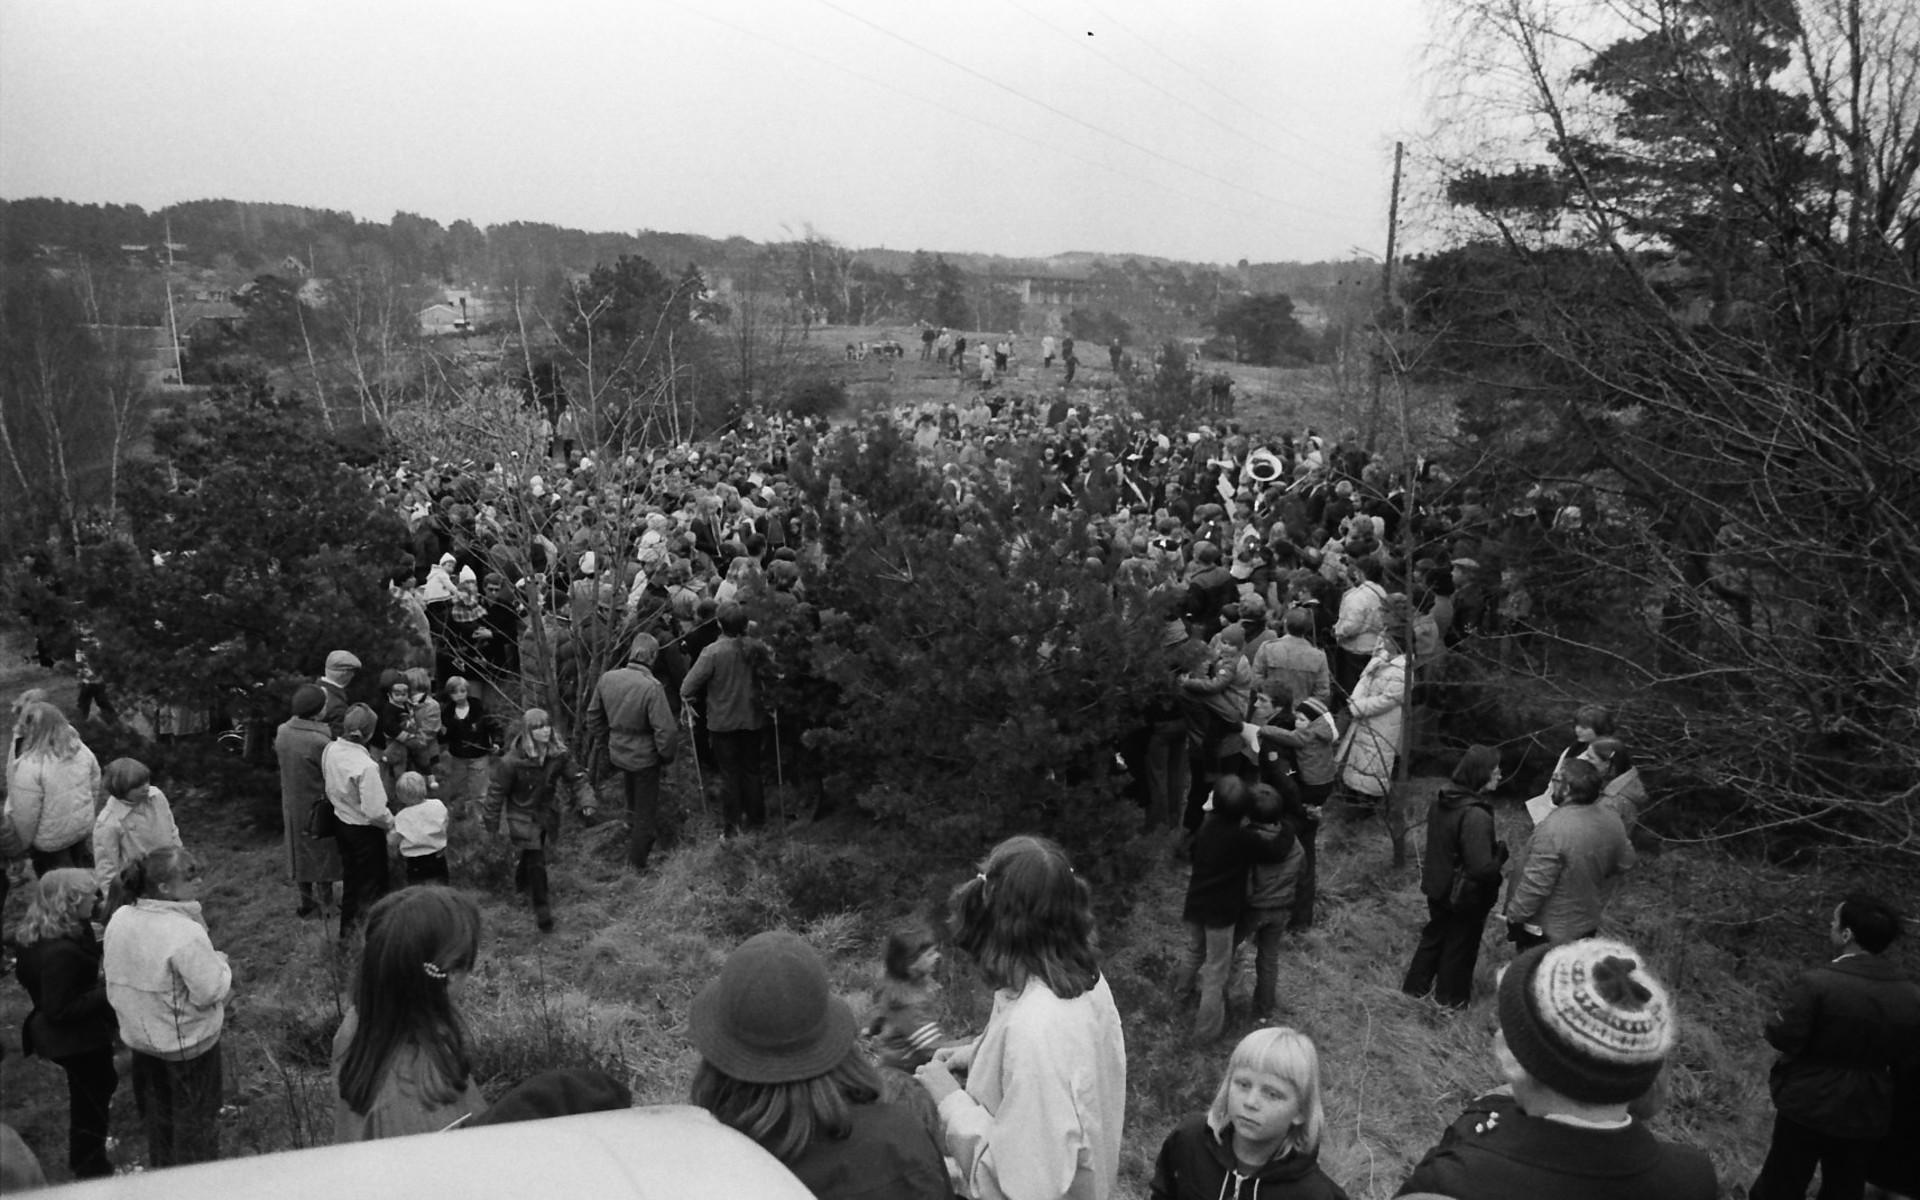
[6, 669, 1904, 1197]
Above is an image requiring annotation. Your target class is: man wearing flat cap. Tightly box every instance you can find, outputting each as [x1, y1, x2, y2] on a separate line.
[318, 649, 360, 738]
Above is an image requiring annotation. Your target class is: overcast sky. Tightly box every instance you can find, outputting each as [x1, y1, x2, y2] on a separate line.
[0, 0, 1429, 264]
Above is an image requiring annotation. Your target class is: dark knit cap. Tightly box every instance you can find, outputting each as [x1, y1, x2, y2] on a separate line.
[290, 685, 326, 718]
[1497, 938, 1674, 1104]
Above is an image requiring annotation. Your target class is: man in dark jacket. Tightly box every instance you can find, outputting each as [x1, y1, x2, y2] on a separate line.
[1398, 938, 1716, 1200]
[584, 633, 680, 872]
[1183, 541, 1237, 640]
[1751, 893, 1920, 1200]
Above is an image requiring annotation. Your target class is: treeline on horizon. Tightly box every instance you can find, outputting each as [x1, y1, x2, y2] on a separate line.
[0, 195, 1361, 299]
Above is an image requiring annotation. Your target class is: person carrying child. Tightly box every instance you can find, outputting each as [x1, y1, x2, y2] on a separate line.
[1247, 683, 1338, 931]
[1239, 784, 1305, 1022]
[1152, 1026, 1350, 1200]
[103, 847, 231, 1167]
[389, 771, 449, 886]
[92, 757, 183, 914]
[864, 921, 954, 1073]
[1181, 777, 1293, 1043]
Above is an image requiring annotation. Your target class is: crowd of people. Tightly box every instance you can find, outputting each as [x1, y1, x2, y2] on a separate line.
[3, 372, 1918, 1199]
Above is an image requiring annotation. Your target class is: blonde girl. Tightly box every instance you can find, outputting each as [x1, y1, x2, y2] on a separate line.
[1150, 1026, 1347, 1200]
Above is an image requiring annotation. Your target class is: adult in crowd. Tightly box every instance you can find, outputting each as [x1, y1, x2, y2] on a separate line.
[681, 602, 771, 838]
[484, 707, 591, 933]
[4, 701, 100, 875]
[324, 704, 393, 938]
[1503, 758, 1633, 950]
[91, 758, 182, 912]
[915, 835, 1127, 1200]
[275, 685, 340, 920]
[1401, 745, 1508, 1009]
[1335, 598, 1409, 803]
[436, 675, 495, 821]
[104, 847, 231, 1169]
[584, 632, 680, 873]
[1397, 938, 1716, 1198]
[14, 869, 118, 1179]
[1750, 894, 1920, 1200]
[1251, 608, 1331, 708]
[334, 887, 487, 1141]
[1330, 557, 1387, 707]
[688, 930, 949, 1200]
[317, 650, 360, 738]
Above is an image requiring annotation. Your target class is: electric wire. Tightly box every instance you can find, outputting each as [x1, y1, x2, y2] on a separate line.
[998, 0, 1364, 187]
[1082, 1, 1382, 171]
[808, 0, 1365, 229]
[658, 0, 1295, 237]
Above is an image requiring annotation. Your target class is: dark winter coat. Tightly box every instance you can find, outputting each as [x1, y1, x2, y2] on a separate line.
[1151, 1115, 1350, 1200]
[1397, 1092, 1715, 1200]
[16, 929, 116, 1062]
[785, 1097, 950, 1200]
[483, 742, 591, 850]
[1765, 954, 1920, 1139]
[1184, 817, 1292, 928]
[1418, 786, 1505, 911]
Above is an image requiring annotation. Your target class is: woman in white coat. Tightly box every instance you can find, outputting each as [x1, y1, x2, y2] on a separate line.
[1338, 596, 1410, 798]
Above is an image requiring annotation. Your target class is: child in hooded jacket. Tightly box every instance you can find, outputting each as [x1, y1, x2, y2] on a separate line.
[1152, 1026, 1349, 1200]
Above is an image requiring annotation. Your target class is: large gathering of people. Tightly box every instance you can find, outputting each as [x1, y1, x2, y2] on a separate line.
[2, 367, 1917, 1200]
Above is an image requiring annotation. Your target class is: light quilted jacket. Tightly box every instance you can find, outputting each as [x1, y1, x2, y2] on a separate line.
[6, 745, 102, 853]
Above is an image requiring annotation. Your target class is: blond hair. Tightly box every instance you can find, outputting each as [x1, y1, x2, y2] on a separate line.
[18, 869, 99, 944]
[1205, 1026, 1327, 1158]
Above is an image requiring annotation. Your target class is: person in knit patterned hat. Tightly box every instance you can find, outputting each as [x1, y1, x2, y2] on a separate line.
[1397, 938, 1716, 1199]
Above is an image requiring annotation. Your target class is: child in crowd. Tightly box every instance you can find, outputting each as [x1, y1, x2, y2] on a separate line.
[103, 847, 231, 1168]
[14, 869, 118, 1179]
[1182, 777, 1291, 1043]
[1151, 1026, 1349, 1200]
[92, 757, 183, 910]
[1239, 785, 1303, 1021]
[335, 887, 487, 1140]
[1583, 736, 1644, 834]
[389, 771, 449, 885]
[864, 921, 952, 1072]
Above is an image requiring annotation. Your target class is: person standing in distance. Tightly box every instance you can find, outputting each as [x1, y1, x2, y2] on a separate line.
[680, 603, 771, 838]
[585, 632, 679, 872]
[1751, 894, 1920, 1200]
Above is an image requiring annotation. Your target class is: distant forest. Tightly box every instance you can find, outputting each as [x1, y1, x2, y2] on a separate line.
[0, 196, 1371, 341]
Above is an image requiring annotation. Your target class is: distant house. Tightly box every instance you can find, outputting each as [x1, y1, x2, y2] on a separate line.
[281, 254, 309, 277]
[419, 301, 469, 337]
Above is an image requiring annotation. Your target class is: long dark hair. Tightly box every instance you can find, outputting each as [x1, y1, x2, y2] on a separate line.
[338, 887, 482, 1115]
[689, 1051, 881, 1164]
[948, 835, 1099, 999]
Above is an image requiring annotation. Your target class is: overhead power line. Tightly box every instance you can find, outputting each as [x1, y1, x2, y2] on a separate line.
[999, 0, 1363, 188]
[808, 0, 1362, 229]
[659, 0, 1291, 235]
[1083, 1, 1380, 172]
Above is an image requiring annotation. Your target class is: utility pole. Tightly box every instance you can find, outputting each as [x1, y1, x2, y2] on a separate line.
[164, 219, 184, 386]
[1365, 141, 1405, 452]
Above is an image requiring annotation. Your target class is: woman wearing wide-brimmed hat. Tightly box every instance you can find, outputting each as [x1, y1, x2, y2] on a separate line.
[688, 930, 948, 1200]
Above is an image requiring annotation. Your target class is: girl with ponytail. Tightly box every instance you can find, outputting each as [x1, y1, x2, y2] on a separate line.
[915, 836, 1128, 1200]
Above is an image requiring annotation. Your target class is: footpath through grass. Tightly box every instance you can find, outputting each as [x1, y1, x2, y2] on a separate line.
[7, 748, 1899, 1196]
